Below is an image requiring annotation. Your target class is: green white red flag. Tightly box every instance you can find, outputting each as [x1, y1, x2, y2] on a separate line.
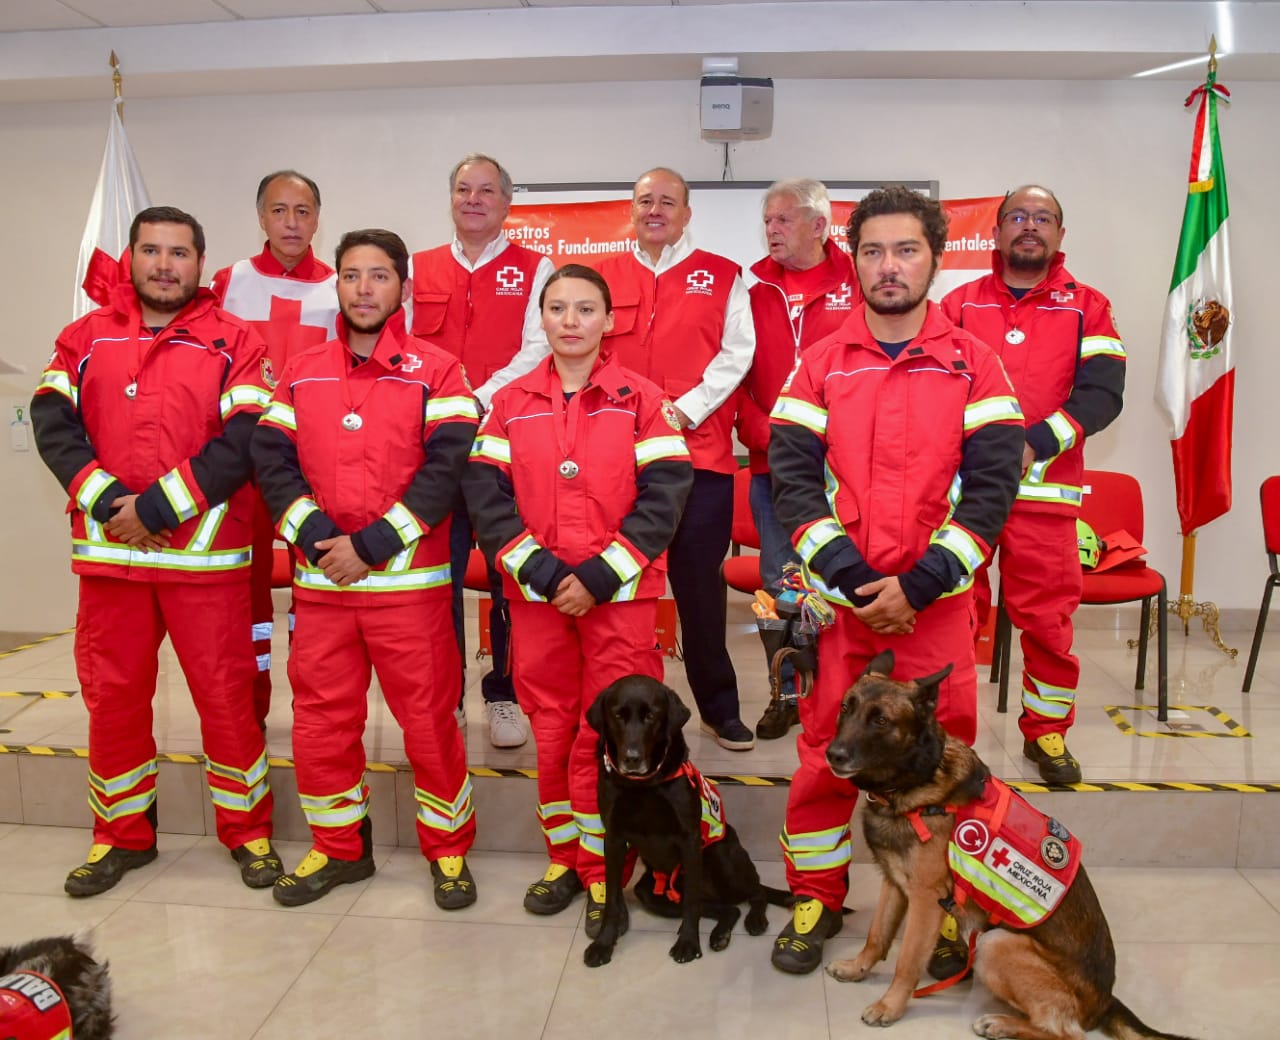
[1154, 68, 1233, 535]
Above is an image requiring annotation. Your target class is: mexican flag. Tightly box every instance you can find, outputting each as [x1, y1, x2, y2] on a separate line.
[73, 98, 150, 319]
[1154, 69, 1233, 536]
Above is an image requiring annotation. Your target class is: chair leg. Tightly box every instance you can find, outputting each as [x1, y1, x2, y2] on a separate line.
[988, 614, 1004, 684]
[1243, 577, 1276, 693]
[996, 603, 1012, 714]
[1135, 598, 1150, 692]
[1157, 582, 1169, 722]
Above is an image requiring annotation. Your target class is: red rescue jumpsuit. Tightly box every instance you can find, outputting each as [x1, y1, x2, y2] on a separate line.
[252, 311, 479, 861]
[464, 352, 693, 884]
[769, 303, 1024, 910]
[31, 284, 275, 852]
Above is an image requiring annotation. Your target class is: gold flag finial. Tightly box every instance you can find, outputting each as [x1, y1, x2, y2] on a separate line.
[109, 51, 124, 118]
[1208, 34, 1218, 74]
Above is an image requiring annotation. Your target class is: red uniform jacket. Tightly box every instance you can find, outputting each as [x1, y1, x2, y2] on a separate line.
[769, 303, 1024, 611]
[210, 244, 338, 379]
[252, 310, 479, 605]
[597, 250, 742, 474]
[740, 239, 859, 474]
[464, 352, 693, 606]
[941, 252, 1125, 515]
[32, 284, 269, 583]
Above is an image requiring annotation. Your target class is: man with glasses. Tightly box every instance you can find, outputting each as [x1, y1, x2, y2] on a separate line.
[942, 185, 1126, 786]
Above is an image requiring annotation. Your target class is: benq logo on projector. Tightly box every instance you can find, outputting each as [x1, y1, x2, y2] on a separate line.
[712, 103, 731, 110]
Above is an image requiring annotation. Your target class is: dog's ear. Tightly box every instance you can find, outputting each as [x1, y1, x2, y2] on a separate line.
[665, 686, 692, 733]
[910, 663, 953, 716]
[586, 684, 611, 734]
[864, 650, 895, 678]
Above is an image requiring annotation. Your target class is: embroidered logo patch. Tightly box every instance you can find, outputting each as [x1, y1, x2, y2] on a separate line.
[827, 282, 854, 309]
[496, 265, 526, 296]
[1049, 290, 1075, 303]
[985, 838, 1066, 912]
[1040, 835, 1071, 870]
[954, 818, 991, 856]
[661, 400, 682, 430]
[260, 358, 277, 389]
[686, 269, 714, 295]
[400, 352, 423, 373]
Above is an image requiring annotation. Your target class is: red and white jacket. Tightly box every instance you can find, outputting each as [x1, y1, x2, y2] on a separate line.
[210, 244, 338, 380]
[941, 252, 1125, 515]
[464, 352, 693, 606]
[251, 310, 479, 605]
[739, 239, 859, 474]
[408, 237, 553, 409]
[597, 237, 754, 474]
[769, 304, 1024, 611]
[32, 284, 270, 583]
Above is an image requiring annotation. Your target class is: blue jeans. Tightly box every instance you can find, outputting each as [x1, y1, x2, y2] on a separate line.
[750, 472, 800, 698]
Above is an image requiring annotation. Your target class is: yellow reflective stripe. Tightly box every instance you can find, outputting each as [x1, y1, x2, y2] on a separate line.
[1044, 411, 1077, 452]
[220, 383, 270, 420]
[38, 369, 77, 405]
[209, 779, 270, 812]
[795, 517, 844, 566]
[947, 846, 1043, 926]
[609, 577, 640, 603]
[930, 523, 984, 575]
[88, 759, 158, 797]
[1022, 673, 1076, 719]
[1080, 335, 1125, 361]
[383, 502, 425, 548]
[384, 544, 413, 574]
[780, 823, 852, 870]
[206, 750, 269, 786]
[75, 468, 116, 515]
[88, 786, 157, 822]
[771, 396, 828, 435]
[537, 800, 578, 845]
[159, 468, 200, 522]
[600, 540, 643, 585]
[635, 435, 687, 467]
[279, 497, 320, 542]
[261, 399, 297, 431]
[963, 394, 1023, 431]
[298, 782, 366, 810]
[470, 432, 511, 465]
[500, 534, 539, 581]
[72, 541, 251, 571]
[425, 395, 479, 423]
[1016, 482, 1083, 506]
[298, 782, 369, 828]
[575, 811, 605, 857]
[188, 502, 228, 553]
[415, 777, 475, 832]
[294, 560, 451, 592]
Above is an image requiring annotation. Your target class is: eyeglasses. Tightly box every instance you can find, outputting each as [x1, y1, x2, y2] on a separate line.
[1001, 210, 1059, 228]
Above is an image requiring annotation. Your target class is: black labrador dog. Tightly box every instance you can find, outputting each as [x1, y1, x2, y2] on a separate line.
[583, 674, 790, 967]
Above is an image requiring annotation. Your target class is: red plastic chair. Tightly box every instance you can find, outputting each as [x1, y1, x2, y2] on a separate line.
[722, 467, 762, 596]
[1243, 476, 1280, 692]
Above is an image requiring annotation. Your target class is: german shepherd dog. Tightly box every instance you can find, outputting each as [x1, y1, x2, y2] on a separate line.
[0, 935, 115, 1039]
[823, 651, 1194, 1040]
[583, 674, 791, 967]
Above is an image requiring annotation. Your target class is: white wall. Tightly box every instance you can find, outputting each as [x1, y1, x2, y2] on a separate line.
[2, 76, 1275, 631]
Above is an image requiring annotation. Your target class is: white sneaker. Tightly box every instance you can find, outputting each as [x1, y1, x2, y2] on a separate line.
[485, 700, 529, 748]
[454, 705, 467, 729]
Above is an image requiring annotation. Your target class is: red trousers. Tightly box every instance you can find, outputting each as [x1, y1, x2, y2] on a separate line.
[74, 575, 273, 851]
[782, 591, 977, 911]
[288, 596, 473, 861]
[508, 597, 663, 886]
[248, 493, 289, 727]
[974, 510, 1081, 742]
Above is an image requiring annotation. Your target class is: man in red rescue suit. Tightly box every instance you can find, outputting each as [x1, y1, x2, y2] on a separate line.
[942, 185, 1125, 784]
[408, 153, 554, 749]
[597, 167, 757, 751]
[252, 229, 480, 908]
[31, 206, 280, 897]
[464, 263, 693, 936]
[767, 186, 1024, 975]
[738, 178, 860, 740]
[211, 169, 338, 728]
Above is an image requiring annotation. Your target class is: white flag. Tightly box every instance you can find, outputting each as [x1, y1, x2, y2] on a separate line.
[73, 99, 150, 319]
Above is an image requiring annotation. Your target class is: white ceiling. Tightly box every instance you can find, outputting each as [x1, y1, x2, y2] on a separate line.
[1, 1, 1274, 103]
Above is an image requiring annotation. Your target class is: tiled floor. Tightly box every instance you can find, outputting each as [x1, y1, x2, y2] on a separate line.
[2, 597, 1278, 1038]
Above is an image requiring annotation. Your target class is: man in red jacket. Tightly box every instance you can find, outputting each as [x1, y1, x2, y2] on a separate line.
[211, 170, 338, 728]
[408, 153, 554, 749]
[768, 186, 1023, 975]
[942, 185, 1125, 784]
[253, 229, 480, 908]
[740, 178, 860, 739]
[597, 168, 757, 750]
[32, 206, 280, 897]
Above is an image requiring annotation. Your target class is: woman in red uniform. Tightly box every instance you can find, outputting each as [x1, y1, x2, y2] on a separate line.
[464, 264, 693, 933]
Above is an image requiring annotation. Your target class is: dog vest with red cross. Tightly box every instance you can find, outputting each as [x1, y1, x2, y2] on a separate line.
[944, 776, 1083, 928]
[650, 761, 727, 904]
[0, 970, 73, 1040]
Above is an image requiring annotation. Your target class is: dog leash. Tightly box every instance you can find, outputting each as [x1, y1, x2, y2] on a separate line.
[913, 931, 977, 997]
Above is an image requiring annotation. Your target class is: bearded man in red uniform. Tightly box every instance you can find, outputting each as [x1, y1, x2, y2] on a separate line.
[942, 185, 1126, 784]
[596, 167, 756, 750]
[33, 206, 280, 897]
[768, 186, 1023, 975]
[409, 153, 555, 749]
[253, 229, 480, 908]
[211, 170, 339, 728]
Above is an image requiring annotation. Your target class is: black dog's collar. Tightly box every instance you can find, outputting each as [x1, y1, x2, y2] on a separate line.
[603, 746, 671, 782]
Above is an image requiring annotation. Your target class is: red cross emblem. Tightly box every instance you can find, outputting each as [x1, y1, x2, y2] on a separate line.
[497, 266, 525, 291]
[1050, 290, 1075, 303]
[990, 844, 1012, 870]
[829, 282, 853, 307]
[400, 353, 423, 373]
[687, 269, 714, 291]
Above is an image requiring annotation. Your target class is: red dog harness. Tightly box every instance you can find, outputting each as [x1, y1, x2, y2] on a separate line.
[647, 761, 727, 905]
[0, 970, 73, 1040]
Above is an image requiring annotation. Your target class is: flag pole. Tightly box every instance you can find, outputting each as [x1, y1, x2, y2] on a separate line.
[1158, 36, 1237, 659]
[110, 50, 123, 118]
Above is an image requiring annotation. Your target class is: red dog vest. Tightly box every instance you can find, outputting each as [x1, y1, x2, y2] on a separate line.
[648, 761, 727, 904]
[0, 970, 73, 1040]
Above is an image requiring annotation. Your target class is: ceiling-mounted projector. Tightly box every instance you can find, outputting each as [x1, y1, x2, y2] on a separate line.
[700, 56, 773, 141]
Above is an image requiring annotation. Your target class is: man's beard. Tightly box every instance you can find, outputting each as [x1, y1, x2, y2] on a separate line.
[342, 308, 391, 336]
[865, 281, 928, 316]
[133, 278, 198, 316]
[1006, 236, 1050, 272]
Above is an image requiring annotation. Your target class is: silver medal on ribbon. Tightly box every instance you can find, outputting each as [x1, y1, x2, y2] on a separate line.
[342, 412, 363, 432]
[124, 381, 138, 399]
[558, 459, 580, 479]
[1005, 328, 1026, 345]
